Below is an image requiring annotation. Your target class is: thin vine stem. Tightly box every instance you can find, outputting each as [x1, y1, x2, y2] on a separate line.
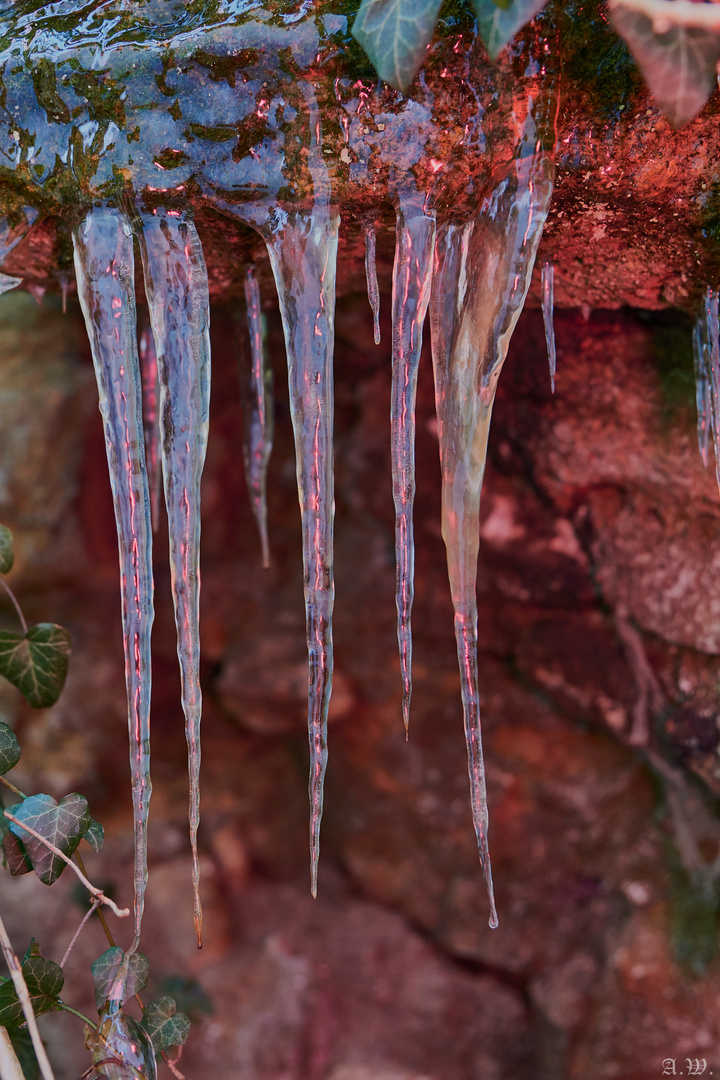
[3, 812, 129, 919]
[0, 774, 25, 801]
[0, 579, 27, 635]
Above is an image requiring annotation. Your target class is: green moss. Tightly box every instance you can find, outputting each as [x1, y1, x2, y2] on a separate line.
[639, 310, 696, 426]
[559, 0, 644, 121]
[665, 840, 720, 976]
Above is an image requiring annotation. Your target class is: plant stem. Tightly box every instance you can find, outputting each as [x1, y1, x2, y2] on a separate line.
[0, 580, 27, 635]
[61, 900, 101, 967]
[0, 910, 55, 1080]
[3, 812, 129, 919]
[0, 775, 25, 801]
[56, 1001, 97, 1029]
[0, 1027, 24, 1080]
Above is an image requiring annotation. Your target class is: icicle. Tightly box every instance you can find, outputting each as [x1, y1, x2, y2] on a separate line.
[240, 264, 274, 568]
[541, 262, 556, 393]
[138, 310, 162, 533]
[698, 288, 720, 493]
[364, 222, 381, 345]
[430, 143, 555, 929]
[72, 206, 154, 951]
[138, 209, 210, 949]
[692, 314, 710, 470]
[58, 273, 70, 315]
[390, 193, 436, 736]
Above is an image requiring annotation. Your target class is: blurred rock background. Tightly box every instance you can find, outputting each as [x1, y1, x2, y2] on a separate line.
[1, 274, 719, 1080]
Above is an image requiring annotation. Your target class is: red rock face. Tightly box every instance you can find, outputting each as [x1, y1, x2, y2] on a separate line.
[1, 286, 719, 1078]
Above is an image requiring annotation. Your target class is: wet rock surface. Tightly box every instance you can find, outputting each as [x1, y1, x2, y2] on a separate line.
[2, 291, 720, 1078]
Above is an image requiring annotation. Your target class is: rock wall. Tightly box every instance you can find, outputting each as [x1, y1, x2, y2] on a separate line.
[1, 283, 719, 1079]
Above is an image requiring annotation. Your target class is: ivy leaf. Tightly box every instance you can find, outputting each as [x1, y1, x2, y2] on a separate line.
[0, 942, 64, 1028]
[472, 0, 548, 59]
[2, 829, 32, 876]
[0, 624, 71, 709]
[91, 948, 149, 1009]
[83, 818, 104, 854]
[0, 723, 20, 774]
[609, 2, 720, 127]
[352, 0, 444, 93]
[8, 1027, 40, 1080]
[141, 997, 190, 1053]
[0, 525, 13, 574]
[6, 793, 90, 885]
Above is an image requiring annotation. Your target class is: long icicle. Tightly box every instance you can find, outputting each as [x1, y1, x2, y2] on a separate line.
[264, 210, 339, 897]
[73, 206, 154, 951]
[541, 262, 556, 393]
[390, 192, 436, 736]
[692, 309, 711, 470]
[240, 264, 274, 568]
[138, 209, 210, 948]
[364, 221, 381, 345]
[431, 146, 554, 929]
[139, 309, 162, 532]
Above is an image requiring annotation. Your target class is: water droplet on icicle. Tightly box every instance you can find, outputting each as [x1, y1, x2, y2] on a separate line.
[73, 206, 154, 952]
[240, 264, 274, 568]
[390, 192, 436, 736]
[430, 137, 555, 931]
[138, 310, 162, 533]
[542, 262, 556, 393]
[364, 221, 381, 345]
[138, 208, 211, 948]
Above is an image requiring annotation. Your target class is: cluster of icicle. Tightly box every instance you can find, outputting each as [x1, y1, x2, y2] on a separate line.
[0, 88, 561, 948]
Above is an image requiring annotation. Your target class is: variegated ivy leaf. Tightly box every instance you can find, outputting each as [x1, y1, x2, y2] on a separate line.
[0, 623, 71, 708]
[0, 722, 20, 774]
[91, 947, 149, 1009]
[6, 792, 91, 884]
[0, 941, 64, 1028]
[352, 0, 444, 93]
[610, 1, 720, 128]
[472, 0, 549, 59]
[141, 997, 191, 1053]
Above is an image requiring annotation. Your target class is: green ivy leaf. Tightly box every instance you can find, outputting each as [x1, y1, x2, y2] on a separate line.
[0, 624, 71, 709]
[352, 0, 444, 93]
[84, 818, 104, 854]
[0, 723, 20, 775]
[0, 526, 13, 575]
[472, 0, 548, 59]
[609, 3, 720, 127]
[141, 997, 190, 1053]
[6, 793, 90, 885]
[0, 943, 64, 1028]
[2, 829, 32, 876]
[91, 948, 149, 1009]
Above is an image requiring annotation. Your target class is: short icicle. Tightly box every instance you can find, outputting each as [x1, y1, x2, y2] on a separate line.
[0, 210, 38, 294]
[139, 310, 162, 532]
[541, 262, 556, 392]
[138, 209, 210, 948]
[390, 192, 436, 735]
[430, 143, 555, 929]
[364, 221, 381, 345]
[73, 206, 154, 952]
[240, 265, 274, 568]
[263, 209, 339, 897]
[692, 305, 711, 470]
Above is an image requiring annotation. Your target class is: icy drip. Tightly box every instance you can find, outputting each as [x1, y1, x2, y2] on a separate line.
[430, 146, 555, 929]
[541, 262, 556, 392]
[364, 222, 381, 345]
[240, 264, 274, 568]
[390, 193, 436, 735]
[139, 311, 162, 532]
[0, 211, 38, 294]
[264, 209, 339, 896]
[138, 209, 210, 948]
[72, 206, 154, 951]
[692, 288, 720, 474]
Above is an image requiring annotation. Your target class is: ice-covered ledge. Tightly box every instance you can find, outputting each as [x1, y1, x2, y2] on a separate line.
[0, 0, 718, 310]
